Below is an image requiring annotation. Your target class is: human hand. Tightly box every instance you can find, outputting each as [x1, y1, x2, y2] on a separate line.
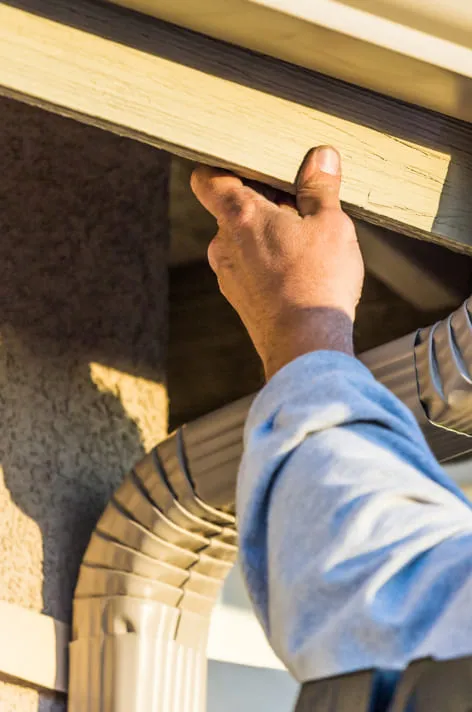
[190, 146, 364, 380]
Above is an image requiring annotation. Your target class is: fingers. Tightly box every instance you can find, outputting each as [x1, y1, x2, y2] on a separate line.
[191, 164, 284, 226]
[192, 149, 342, 221]
[191, 165, 259, 226]
[190, 165, 246, 221]
[296, 145, 342, 216]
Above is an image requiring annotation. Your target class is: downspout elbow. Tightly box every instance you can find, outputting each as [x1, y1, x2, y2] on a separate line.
[69, 397, 251, 712]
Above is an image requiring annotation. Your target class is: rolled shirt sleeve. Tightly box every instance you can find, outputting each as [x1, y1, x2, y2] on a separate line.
[237, 351, 472, 683]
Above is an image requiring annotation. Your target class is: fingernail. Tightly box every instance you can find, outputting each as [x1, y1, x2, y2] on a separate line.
[315, 146, 340, 176]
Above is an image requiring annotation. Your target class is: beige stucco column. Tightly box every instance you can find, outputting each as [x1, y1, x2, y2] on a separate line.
[0, 97, 169, 711]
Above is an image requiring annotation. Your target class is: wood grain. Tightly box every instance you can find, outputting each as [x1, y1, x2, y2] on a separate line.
[1, 0, 472, 252]
[109, 0, 472, 124]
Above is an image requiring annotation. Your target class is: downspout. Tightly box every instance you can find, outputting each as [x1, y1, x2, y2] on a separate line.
[69, 296, 472, 712]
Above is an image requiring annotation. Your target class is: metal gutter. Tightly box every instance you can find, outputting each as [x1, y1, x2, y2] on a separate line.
[106, 0, 472, 123]
[69, 297, 472, 711]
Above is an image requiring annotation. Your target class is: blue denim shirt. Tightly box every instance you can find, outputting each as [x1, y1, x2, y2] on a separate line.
[237, 351, 472, 686]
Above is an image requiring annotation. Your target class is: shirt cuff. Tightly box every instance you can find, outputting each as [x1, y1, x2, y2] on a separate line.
[244, 351, 374, 443]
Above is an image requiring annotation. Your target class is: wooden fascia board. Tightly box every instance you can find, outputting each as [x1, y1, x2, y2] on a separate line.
[0, 601, 68, 693]
[1, 0, 472, 254]
[108, 0, 472, 124]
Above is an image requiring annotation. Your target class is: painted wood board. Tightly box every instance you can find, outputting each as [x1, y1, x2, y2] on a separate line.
[1, 0, 472, 252]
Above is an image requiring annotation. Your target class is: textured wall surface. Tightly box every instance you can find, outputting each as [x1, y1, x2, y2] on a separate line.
[0, 97, 169, 711]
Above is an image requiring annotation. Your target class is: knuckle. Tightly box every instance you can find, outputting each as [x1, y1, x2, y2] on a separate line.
[223, 192, 257, 229]
[299, 178, 337, 197]
[236, 202, 257, 229]
[207, 234, 235, 276]
[207, 236, 221, 272]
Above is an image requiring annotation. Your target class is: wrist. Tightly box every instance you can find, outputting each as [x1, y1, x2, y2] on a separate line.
[262, 307, 354, 380]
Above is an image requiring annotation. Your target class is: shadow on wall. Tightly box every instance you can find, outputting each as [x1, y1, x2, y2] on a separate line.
[168, 259, 264, 429]
[0, 91, 169, 674]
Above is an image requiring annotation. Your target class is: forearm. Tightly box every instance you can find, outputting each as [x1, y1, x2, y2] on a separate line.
[237, 351, 472, 682]
[263, 307, 354, 380]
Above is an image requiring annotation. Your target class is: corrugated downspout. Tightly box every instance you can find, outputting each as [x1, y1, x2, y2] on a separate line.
[364, 296, 472, 462]
[69, 297, 472, 712]
[69, 425, 238, 712]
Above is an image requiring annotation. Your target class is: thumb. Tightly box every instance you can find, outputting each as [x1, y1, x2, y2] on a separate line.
[296, 146, 342, 216]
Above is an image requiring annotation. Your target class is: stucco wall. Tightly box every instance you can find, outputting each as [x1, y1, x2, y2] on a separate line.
[0, 97, 169, 711]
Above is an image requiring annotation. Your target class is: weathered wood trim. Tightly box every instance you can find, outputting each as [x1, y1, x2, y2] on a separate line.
[109, 0, 472, 124]
[1, 0, 472, 252]
[0, 601, 68, 693]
